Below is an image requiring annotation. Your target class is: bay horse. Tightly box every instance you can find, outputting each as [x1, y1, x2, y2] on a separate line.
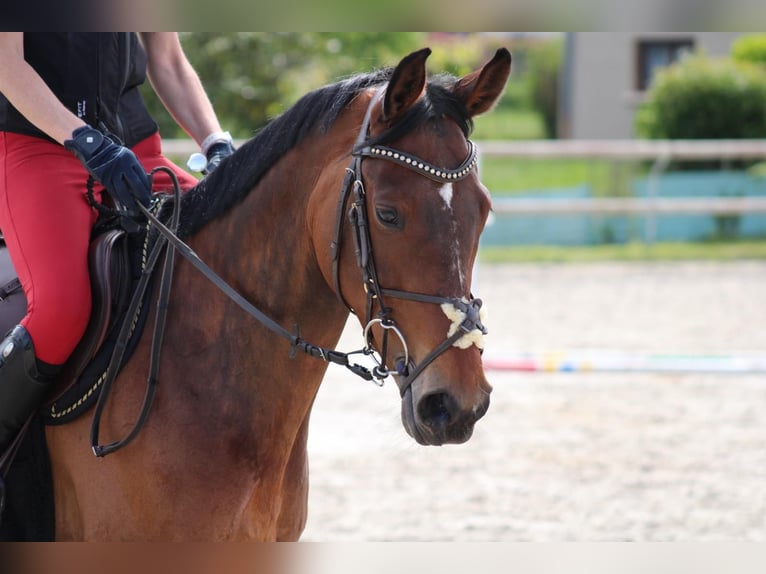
[44, 46, 511, 540]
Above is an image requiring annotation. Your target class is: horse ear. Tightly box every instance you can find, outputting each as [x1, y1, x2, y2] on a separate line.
[453, 48, 512, 117]
[382, 47, 431, 123]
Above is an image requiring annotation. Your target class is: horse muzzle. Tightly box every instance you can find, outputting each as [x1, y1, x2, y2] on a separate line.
[400, 380, 491, 446]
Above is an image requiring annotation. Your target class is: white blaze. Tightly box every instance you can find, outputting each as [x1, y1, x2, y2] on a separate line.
[438, 182, 466, 289]
[439, 182, 454, 209]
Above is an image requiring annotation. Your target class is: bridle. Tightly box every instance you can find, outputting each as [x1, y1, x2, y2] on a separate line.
[331, 89, 487, 397]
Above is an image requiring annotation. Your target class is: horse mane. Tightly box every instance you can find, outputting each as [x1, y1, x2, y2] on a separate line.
[177, 68, 472, 238]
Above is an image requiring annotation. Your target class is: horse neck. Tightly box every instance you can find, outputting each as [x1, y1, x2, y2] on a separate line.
[185, 136, 352, 355]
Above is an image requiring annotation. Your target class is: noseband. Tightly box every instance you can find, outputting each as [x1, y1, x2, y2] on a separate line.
[331, 89, 487, 397]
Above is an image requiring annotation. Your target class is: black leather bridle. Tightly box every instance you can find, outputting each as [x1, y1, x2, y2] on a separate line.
[331, 89, 488, 397]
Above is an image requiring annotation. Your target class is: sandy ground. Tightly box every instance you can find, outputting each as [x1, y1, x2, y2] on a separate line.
[301, 261, 766, 541]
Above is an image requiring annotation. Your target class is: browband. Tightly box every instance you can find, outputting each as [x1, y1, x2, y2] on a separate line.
[355, 141, 478, 184]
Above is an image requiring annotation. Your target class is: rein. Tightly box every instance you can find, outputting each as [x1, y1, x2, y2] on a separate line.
[90, 171, 377, 457]
[90, 167, 184, 457]
[90, 87, 486, 456]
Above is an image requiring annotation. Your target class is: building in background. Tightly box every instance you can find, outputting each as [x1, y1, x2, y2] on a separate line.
[558, 32, 742, 139]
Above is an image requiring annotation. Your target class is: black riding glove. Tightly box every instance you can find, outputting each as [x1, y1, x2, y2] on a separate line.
[65, 125, 152, 211]
[205, 140, 235, 174]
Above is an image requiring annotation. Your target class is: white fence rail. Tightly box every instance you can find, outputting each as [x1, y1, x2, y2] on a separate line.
[492, 196, 766, 215]
[163, 138, 247, 157]
[165, 138, 766, 161]
[164, 138, 766, 221]
[476, 139, 766, 161]
[476, 139, 766, 217]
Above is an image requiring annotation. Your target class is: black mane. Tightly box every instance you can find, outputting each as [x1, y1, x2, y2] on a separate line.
[177, 68, 471, 238]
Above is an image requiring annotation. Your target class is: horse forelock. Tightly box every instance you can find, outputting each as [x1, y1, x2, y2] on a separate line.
[176, 68, 468, 238]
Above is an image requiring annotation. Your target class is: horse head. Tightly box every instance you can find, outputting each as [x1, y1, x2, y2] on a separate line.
[323, 47, 511, 446]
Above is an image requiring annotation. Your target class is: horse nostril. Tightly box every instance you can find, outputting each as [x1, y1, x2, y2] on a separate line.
[417, 392, 456, 429]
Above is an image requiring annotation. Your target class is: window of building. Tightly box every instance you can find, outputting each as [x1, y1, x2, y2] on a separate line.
[636, 39, 695, 91]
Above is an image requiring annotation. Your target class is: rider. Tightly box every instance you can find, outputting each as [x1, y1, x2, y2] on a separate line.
[0, 33, 235, 454]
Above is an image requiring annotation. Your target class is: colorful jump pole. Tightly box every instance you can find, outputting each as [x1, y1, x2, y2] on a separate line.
[482, 350, 766, 374]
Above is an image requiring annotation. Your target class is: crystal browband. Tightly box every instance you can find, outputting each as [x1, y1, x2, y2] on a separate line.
[356, 140, 478, 183]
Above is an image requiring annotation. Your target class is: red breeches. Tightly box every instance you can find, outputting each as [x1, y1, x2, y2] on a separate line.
[0, 131, 198, 365]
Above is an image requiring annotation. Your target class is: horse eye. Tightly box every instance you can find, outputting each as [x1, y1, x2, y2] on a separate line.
[375, 206, 401, 227]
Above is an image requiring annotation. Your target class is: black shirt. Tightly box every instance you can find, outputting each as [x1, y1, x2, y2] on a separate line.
[0, 32, 158, 147]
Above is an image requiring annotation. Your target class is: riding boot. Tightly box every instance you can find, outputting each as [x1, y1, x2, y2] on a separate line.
[0, 326, 56, 455]
[0, 325, 58, 521]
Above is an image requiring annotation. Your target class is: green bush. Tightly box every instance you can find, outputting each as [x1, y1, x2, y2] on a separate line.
[732, 34, 766, 67]
[144, 33, 425, 139]
[636, 55, 766, 140]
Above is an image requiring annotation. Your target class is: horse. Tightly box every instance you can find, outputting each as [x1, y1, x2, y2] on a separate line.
[42, 46, 511, 540]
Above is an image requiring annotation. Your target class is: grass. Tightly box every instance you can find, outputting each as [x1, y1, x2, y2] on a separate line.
[479, 157, 618, 195]
[479, 240, 766, 263]
[473, 107, 545, 141]
[472, 107, 647, 195]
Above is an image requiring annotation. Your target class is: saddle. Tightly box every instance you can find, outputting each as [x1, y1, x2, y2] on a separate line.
[0, 224, 145, 423]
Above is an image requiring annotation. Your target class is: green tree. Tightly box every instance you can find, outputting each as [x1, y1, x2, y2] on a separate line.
[142, 32, 424, 139]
